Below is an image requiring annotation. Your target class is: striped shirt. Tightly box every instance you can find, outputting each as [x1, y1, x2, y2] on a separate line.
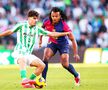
[11, 21, 50, 55]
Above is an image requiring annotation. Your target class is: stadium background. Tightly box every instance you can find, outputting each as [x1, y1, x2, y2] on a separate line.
[0, 0, 108, 64]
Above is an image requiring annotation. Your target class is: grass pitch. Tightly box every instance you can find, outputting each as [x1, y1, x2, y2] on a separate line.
[0, 64, 108, 90]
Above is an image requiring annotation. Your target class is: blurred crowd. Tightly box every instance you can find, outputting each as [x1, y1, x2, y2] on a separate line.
[0, 0, 108, 50]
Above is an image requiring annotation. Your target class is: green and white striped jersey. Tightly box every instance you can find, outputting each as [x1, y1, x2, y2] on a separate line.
[11, 21, 50, 55]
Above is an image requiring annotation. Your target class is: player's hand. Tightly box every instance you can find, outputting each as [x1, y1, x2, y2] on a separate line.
[39, 43, 42, 48]
[39, 41, 42, 48]
[73, 54, 80, 62]
[66, 32, 71, 36]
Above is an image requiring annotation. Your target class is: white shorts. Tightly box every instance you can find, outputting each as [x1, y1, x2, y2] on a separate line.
[12, 52, 40, 66]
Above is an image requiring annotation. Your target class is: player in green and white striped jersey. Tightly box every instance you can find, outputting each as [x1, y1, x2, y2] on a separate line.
[0, 10, 70, 88]
[12, 20, 50, 56]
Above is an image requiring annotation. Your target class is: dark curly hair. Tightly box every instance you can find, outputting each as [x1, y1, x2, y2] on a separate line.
[49, 7, 67, 22]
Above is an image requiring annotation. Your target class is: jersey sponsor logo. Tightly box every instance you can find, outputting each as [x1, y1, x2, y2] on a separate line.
[23, 33, 34, 37]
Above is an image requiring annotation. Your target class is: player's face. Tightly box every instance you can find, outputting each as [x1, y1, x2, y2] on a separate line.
[51, 11, 61, 24]
[28, 16, 38, 26]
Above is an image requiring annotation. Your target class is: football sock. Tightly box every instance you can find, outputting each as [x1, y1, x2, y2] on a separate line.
[42, 61, 48, 80]
[20, 70, 27, 80]
[63, 64, 78, 78]
[30, 73, 36, 80]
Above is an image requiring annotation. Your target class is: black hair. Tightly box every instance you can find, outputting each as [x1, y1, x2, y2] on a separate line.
[28, 10, 39, 17]
[49, 7, 67, 22]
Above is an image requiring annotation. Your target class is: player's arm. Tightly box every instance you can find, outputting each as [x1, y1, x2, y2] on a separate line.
[0, 23, 23, 37]
[47, 32, 70, 37]
[38, 32, 70, 47]
[68, 32, 80, 62]
[39, 35, 43, 48]
[0, 30, 14, 37]
[38, 27, 70, 37]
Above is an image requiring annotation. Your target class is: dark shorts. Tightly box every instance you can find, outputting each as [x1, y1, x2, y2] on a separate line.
[47, 42, 69, 55]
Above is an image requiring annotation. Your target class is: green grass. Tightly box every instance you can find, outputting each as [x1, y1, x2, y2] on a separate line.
[0, 64, 108, 90]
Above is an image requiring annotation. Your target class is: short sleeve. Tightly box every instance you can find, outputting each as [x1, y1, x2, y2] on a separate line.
[38, 27, 51, 36]
[42, 17, 49, 28]
[11, 23, 23, 32]
[63, 21, 72, 32]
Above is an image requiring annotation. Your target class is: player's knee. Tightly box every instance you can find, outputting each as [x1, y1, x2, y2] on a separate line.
[40, 62, 45, 70]
[43, 56, 50, 61]
[42, 63, 45, 69]
[18, 58, 25, 64]
[62, 62, 69, 68]
[62, 64, 68, 68]
[61, 56, 68, 61]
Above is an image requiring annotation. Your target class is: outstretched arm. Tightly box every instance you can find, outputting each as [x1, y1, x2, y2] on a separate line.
[38, 26, 71, 37]
[0, 30, 14, 37]
[68, 32, 80, 62]
[47, 32, 70, 37]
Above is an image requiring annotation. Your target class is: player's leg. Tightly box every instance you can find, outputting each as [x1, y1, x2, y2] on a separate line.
[13, 52, 27, 81]
[42, 43, 57, 80]
[59, 44, 80, 86]
[42, 48, 54, 80]
[60, 53, 78, 77]
[30, 56, 45, 77]
[25, 54, 45, 80]
[17, 56, 27, 80]
[17, 56, 36, 88]
[27, 55, 46, 88]
[60, 53, 80, 86]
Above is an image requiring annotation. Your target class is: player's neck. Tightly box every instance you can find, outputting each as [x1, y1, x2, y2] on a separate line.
[52, 20, 60, 25]
[28, 22, 35, 27]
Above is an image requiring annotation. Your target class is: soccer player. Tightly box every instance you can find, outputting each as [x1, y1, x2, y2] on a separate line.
[0, 10, 70, 88]
[40, 7, 80, 86]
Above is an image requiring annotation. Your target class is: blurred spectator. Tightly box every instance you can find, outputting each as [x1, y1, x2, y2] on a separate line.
[105, 4, 108, 17]
[0, 38, 5, 49]
[72, 0, 83, 20]
[50, 0, 66, 11]
[80, 0, 89, 14]
[77, 32, 90, 53]
[28, 0, 45, 18]
[6, 39, 14, 50]
[0, 1, 6, 15]
[96, 15, 108, 48]
[87, 6, 94, 22]
[64, 0, 72, 18]
[14, 8, 25, 23]
[0, 12, 8, 27]
[79, 15, 89, 33]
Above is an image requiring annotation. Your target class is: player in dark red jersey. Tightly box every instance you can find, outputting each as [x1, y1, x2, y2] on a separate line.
[40, 7, 80, 86]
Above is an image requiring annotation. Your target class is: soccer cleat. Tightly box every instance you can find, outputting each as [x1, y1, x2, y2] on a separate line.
[22, 83, 35, 88]
[74, 73, 80, 86]
[21, 79, 36, 85]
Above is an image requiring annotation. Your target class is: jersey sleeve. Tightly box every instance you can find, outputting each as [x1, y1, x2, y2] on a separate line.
[11, 23, 23, 32]
[63, 21, 72, 32]
[38, 27, 51, 36]
[42, 17, 49, 28]
[42, 21, 45, 28]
